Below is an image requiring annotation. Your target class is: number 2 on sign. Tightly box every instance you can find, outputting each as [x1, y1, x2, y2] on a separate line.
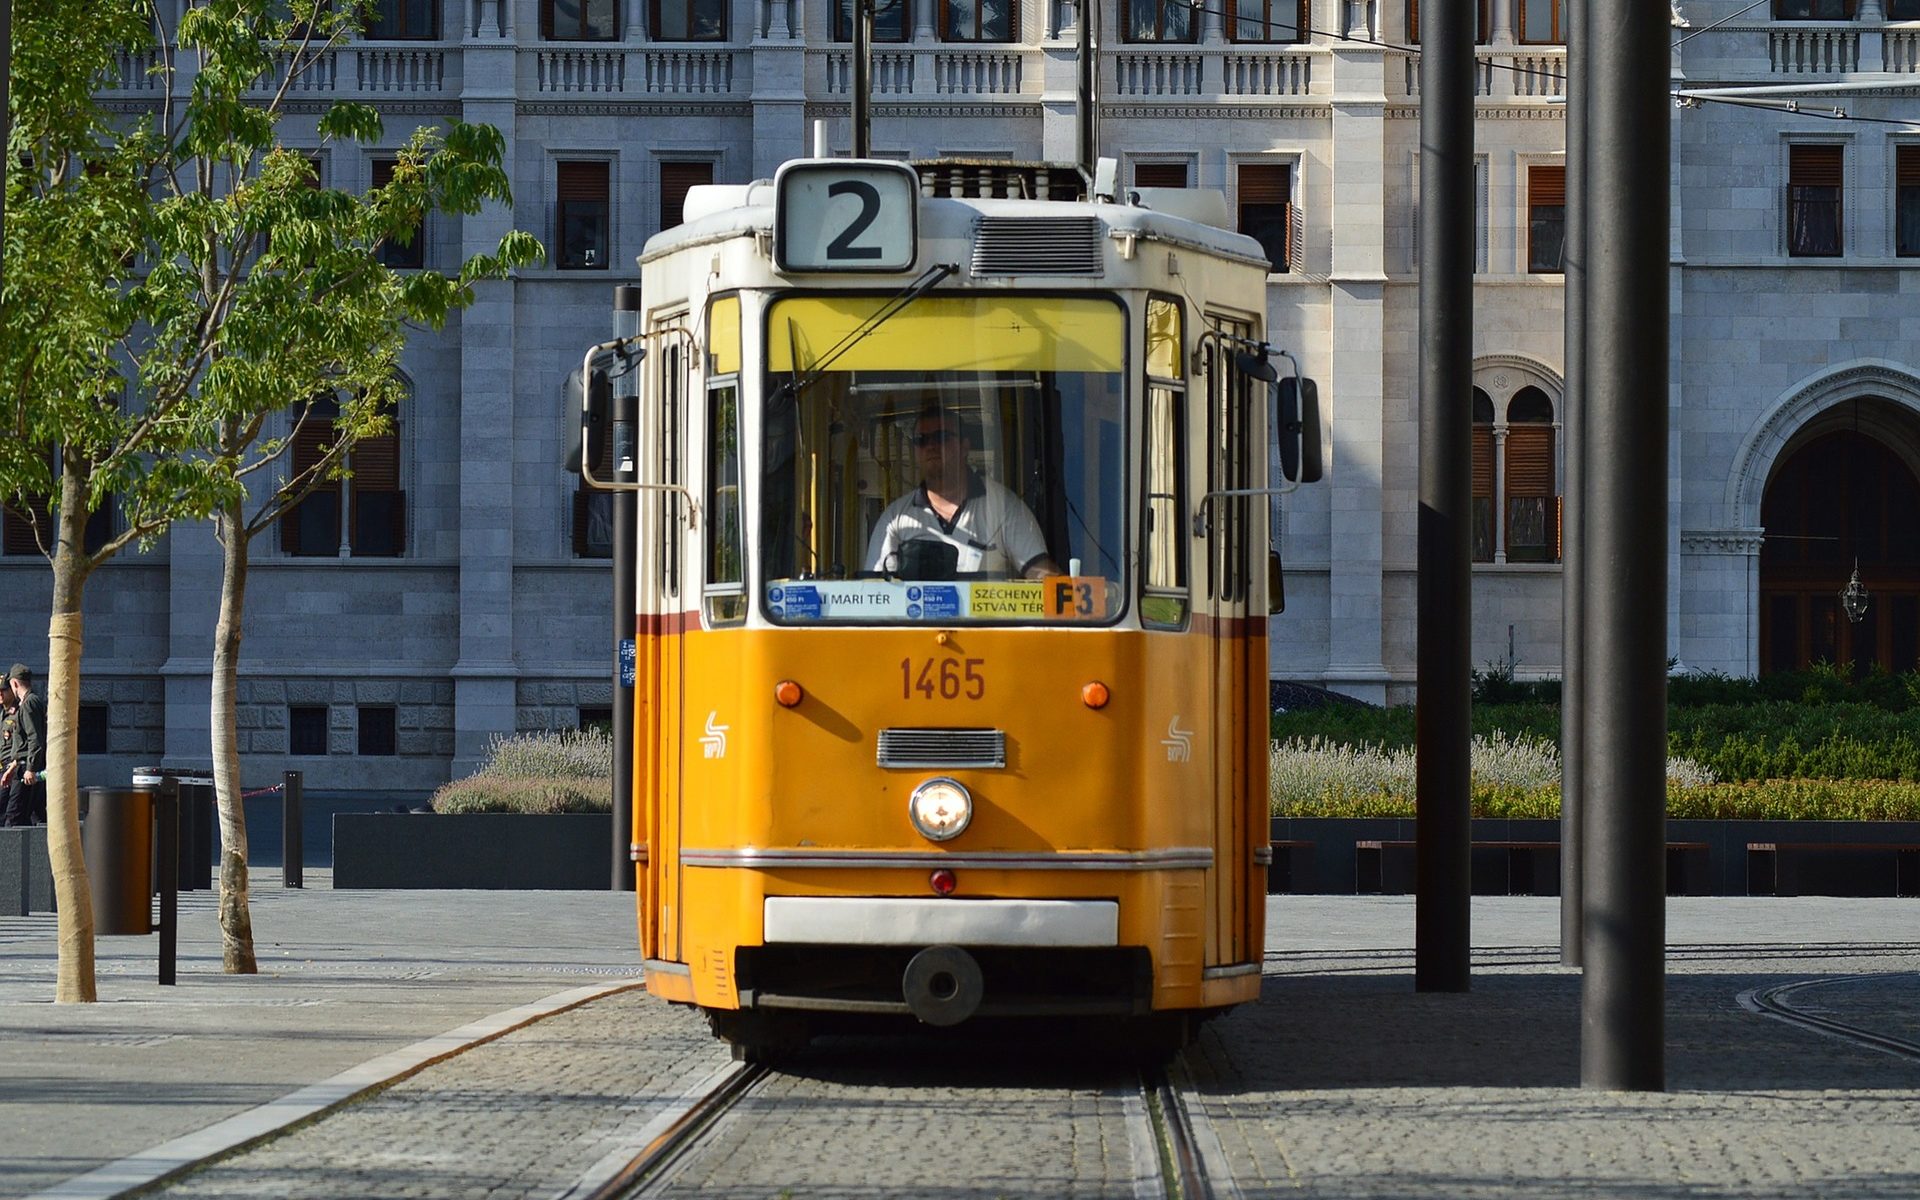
[901, 657, 986, 700]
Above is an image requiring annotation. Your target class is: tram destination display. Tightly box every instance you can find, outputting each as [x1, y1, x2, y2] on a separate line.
[774, 159, 918, 274]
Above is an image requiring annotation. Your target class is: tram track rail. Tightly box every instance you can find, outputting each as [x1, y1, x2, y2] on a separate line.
[573, 1060, 773, 1199]
[1141, 1065, 1216, 1200]
[1738, 972, 1920, 1064]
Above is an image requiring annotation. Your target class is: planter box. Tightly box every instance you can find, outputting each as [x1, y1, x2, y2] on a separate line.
[1268, 817, 1920, 897]
[332, 813, 612, 889]
[0, 825, 52, 916]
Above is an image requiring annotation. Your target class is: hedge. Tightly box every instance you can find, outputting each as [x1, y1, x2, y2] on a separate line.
[1276, 778, 1920, 822]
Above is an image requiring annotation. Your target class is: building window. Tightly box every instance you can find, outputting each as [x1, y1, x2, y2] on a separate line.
[541, 0, 616, 39]
[365, 0, 438, 38]
[579, 705, 613, 732]
[660, 160, 714, 232]
[1774, 0, 1853, 16]
[1504, 389, 1558, 562]
[371, 159, 425, 269]
[1230, 0, 1306, 40]
[557, 160, 610, 270]
[652, 0, 725, 39]
[1889, 0, 1920, 17]
[1519, 0, 1562, 42]
[1527, 163, 1565, 274]
[1788, 143, 1843, 258]
[358, 706, 397, 756]
[3, 461, 113, 557]
[574, 369, 614, 559]
[834, 0, 909, 39]
[1134, 162, 1189, 191]
[1238, 162, 1292, 273]
[1408, 0, 1490, 42]
[941, 0, 1015, 41]
[79, 704, 111, 755]
[289, 706, 329, 756]
[1899, 145, 1920, 257]
[279, 394, 408, 557]
[1472, 387, 1561, 563]
[1124, 0, 1196, 41]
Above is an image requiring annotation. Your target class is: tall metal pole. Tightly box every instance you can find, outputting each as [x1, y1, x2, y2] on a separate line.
[611, 286, 642, 892]
[1582, 0, 1668, 1091]
[1559, 0, 1586, 969]
[2, 0, 11, 290]
[853, 0, 872, 158]
[1415, 0, 1474, 993]
[1076, 0, 1098, 180]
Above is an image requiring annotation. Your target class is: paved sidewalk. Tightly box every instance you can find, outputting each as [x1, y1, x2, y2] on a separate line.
[0, 872, 642, 1199]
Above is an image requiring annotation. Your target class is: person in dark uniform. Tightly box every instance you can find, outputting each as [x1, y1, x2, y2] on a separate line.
[1, 664, 46, 826]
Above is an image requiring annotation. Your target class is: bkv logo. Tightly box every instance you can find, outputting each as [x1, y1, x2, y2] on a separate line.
[1161, 716, 1192, 763]
[699, 712, 730, 759]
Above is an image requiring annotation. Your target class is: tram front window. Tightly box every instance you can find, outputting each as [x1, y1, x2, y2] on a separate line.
[762, 294, 1125, 625]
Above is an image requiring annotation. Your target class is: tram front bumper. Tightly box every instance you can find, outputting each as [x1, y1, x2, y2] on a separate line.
[762, 897, 1119, 947]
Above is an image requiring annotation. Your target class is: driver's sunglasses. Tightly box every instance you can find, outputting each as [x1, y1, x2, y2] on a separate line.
[912, 430, 960, 448]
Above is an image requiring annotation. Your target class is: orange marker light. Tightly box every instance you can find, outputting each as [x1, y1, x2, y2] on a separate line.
[1081, 681, 1110, 709]
[774, 679, 804, 708]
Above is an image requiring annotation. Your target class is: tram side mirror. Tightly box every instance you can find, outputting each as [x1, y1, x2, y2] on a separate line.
[1269, 550, 1286, 615]
[1276, 376, 1324, 484]
[1234, 350, 1279, 384]
[565, 369, 612, 475]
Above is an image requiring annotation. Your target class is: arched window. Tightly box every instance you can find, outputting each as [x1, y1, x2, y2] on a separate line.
[280, 391, 408, 558]
[1504, 388, 1557, 562]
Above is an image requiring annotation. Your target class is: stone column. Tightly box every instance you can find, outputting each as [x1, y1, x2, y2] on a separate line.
[752, 26, 809, 173]
[1323, 41, 1392, 703]
[451, 45, 521, 775]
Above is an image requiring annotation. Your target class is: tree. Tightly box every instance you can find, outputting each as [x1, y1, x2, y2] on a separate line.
[2, 0, 541, 997]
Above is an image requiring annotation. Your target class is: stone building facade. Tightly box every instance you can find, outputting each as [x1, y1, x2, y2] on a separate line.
[9, 0, 1917, 789]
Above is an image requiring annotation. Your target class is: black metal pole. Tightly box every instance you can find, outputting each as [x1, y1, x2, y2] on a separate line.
[1581, 0, 1668, 1091]
[853, 0, 872, 158]
[1559, 0, 1586, 969]
[1076, 0, 1098, 180]
[282, 769, 304, 889]
[1414, 0, 1474, 993]
[156, 778, 178, 986]
[612, 286, 641, 892]
[2, 0, 11, 290]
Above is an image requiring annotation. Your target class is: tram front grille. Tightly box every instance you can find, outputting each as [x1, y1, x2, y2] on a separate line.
[876, 727, 1006, 769]
[970, 217, 1103, 276]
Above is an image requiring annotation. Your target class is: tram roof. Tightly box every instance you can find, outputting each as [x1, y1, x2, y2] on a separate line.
[636, 160, 1272, 275]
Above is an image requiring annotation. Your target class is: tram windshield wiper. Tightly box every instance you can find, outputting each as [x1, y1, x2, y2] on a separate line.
[773, 262, 959, 403]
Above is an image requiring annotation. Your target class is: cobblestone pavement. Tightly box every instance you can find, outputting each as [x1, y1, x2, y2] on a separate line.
[144, 990, 730, 1200]
[13, 893, 1920, 1200]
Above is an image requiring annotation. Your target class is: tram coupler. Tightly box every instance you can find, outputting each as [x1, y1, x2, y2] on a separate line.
[902, 945, 984, 1027]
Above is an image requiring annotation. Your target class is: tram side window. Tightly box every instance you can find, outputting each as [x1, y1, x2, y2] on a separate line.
[1207, 319, 1255, 604]
[1143, 297, 1189, 628]
[660, 338, 682, 596]
[706, 383, 746, 624]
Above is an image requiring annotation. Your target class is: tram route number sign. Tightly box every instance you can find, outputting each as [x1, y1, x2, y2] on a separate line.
[773, 159, 918, 274]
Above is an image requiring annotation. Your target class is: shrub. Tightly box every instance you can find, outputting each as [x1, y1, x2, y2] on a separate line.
[429, 774, 610, 814]
[478, 728, 613, 781]
[428, 728, 615, 813]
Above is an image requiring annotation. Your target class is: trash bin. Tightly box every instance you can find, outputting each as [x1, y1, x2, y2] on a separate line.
[134, 768, 213, 891]
[82, 787, 153, 936]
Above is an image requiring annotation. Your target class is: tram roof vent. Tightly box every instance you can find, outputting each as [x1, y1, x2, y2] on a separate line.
[877, 727, 1007, 770]
[971, 216, 1104, 277]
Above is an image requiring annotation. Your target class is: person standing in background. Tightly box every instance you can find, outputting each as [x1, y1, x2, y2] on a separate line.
[1, 665, 46, 826]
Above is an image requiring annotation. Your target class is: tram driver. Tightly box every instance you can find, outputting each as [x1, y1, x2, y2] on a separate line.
[865, 407, 1062, 581]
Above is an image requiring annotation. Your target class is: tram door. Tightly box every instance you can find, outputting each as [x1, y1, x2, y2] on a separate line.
[645, 322, 690, 963]
[1203, 319, 1257, 967]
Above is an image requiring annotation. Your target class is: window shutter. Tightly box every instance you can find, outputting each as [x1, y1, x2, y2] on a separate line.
[660, 161, 713, 230]
[1505, 426, 1555, 496]
[371, 159, 396, 189]
[1408, 0, 1418, 41]
[350, 430, 400, 492]
[1471, 426, 1494, 498]
[280, 417, 335, 554]
[1790, 144, 1842, 187]
[559, 160, 610, 201]
[2, 495, 51, 557]
[1899, 145, 1920, 188]
[1239, 163, 1288, 204]
[540, 0, 554, 37]
[1529, 164, 1566, 207]
[1135, 162, 1188, 189]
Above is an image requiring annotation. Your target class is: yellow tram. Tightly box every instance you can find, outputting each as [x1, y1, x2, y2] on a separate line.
[581, 158, 1321, 1057]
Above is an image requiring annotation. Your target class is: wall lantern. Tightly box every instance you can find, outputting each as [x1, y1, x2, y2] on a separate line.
[1840, 559, 1870, 624]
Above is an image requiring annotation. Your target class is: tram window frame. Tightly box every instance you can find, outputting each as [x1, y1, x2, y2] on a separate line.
[1206, 317, 1256, 605]
[1142, 296, 1190, 630]
[659, 332, 685, 599]
[704, 296, 746, 626]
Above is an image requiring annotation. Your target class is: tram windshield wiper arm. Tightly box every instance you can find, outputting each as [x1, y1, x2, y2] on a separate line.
[776, 262, 959, 401]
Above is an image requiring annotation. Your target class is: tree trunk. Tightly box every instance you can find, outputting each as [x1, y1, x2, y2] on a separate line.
[49, 469, 97, 1003]
[211, 499, 257, 974]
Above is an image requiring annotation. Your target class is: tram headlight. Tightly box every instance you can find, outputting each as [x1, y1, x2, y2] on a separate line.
[908, 777, 973, 843]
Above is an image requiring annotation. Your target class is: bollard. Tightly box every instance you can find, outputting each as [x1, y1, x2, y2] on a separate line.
[155, 778, 178, 986]
[283, 770, 304, 889]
